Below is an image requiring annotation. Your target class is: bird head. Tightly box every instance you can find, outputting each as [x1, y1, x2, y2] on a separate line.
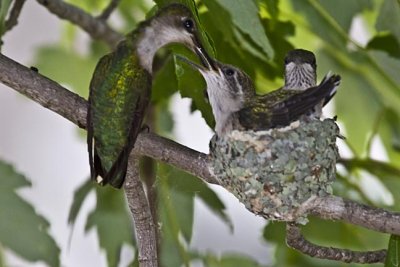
[152, 4, 208, 58]
[177, 52, 256, 135]
[177, 51, 255, 102]
[284, 49, 317, 89]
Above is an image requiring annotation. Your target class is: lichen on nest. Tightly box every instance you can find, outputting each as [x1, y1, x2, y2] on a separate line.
[208, 118, 340, 224]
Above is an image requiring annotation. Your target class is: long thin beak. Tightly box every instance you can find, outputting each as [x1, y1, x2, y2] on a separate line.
[194, 46, 217, 71]
[191, 34, 217, 71]
[175, 54, 205, 71]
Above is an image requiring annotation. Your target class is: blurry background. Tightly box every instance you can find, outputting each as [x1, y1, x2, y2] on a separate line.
[0, 0, 399, 266]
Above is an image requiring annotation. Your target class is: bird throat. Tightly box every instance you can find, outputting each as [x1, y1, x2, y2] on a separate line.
[284, 64, 316, 90]
[136, 20, 187, 74]
[204, 72, 243, 135]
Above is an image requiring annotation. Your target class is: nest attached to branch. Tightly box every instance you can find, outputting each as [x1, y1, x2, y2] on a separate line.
[209, 118, 340, 224]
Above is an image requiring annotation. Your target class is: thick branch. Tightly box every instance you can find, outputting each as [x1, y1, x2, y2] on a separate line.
[286, 224, 387, 263]
[309, 195, 400, 235]
[124, 155, 157, 267]
[35, 0, 123, 48]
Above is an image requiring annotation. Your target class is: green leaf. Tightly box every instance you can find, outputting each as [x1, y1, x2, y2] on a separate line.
[289, 0, 347, 48]
[368, 50, 400, 87]
[66, 0, 109, 13]
[201, 253, 265, 267]
[158, 164, 192, 267]
[219, 0, 273, 59]
[118, 1, 148, 32]
[86, 186, 135, 267]
[339, 158, 400, 181]
[318, 0, 373, 32]
[318, 49, 382, 155]
[0, 0, 12, 39]
[0, 161, 60, 267]
[203, 0, 273, 59]
[263, 220, 385, 267]
[163, 165, 230, 229]
[33, 46, 100, 97]
[158, 163, 230, 266]
[342, 157, 400, 209]
[152, 54, 178, 103]
[155, 101, 174, 134]
[198, 9, 281, 91]
[0, 244, 5, 267]
[383, 108, 400, 152]
[175, 54, 215, 128]
[376, 0, 400, 45]
[385, 235, 400, 267]
[68, 179, 94, 224]
[367, 34, 400, 58]
[290, 0, 372, 48]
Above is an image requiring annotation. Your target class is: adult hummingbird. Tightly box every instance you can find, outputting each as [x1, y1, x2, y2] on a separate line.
[87, 3, 209, 188]
[178, 53, 340, 136]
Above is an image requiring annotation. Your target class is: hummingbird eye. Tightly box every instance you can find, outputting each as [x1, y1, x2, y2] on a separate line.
[284, 57, 290, 65]
[224, 68, 235, 76]
[183, 18, 194, 32]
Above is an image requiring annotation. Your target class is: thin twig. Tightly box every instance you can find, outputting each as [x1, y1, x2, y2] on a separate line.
[97, 0, 121, 21]
[4, 0, 26, 33]
[124, 154, 158, 267]
[35, 0, 123, 48]
[286, 223, 387, 263]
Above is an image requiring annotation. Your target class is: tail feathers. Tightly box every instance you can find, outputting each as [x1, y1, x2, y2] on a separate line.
[269, 74, 341, 126]
[89, 146, 129, 189]
[102, 146, 130, 188]
[316, 71, 339, 107]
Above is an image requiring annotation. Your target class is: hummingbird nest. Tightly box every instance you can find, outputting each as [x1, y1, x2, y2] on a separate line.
[209, 118, 340, 224]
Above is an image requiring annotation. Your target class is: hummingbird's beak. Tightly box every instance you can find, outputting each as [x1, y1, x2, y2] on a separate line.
[194, 46, 217, 71]
[175, 54, 206, 71]
[191, 34, 217, 71]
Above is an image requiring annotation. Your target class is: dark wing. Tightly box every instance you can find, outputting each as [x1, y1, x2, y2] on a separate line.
[87, 54, 112, 182]
[238, 74, 341, 130]
[237, 89, 298, 131]
[104, 78, 151, 188]
[268, 74, 340, 127]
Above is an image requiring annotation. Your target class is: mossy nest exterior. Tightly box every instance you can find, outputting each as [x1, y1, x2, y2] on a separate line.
[209, 118, 340, 224]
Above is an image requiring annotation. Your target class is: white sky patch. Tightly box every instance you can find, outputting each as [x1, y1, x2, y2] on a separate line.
[368, 135, 389, 161]
[358, 170, 394, 206]
[349, 15, 371, 48]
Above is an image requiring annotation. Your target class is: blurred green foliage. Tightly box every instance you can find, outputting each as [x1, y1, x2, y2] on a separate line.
[385, 235, 400, 267]
[1, 0, 400, 266]
[0, 161, 60, 267]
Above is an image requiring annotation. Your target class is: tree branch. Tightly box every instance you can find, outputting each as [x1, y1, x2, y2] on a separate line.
[124, 154, 157, 267]
[35, 0, 123, 48]
[309, 195, 400, 235]
[4, 0, 26, 34]
[97, 0, 121, 21]
[286, 223, 387, 263]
